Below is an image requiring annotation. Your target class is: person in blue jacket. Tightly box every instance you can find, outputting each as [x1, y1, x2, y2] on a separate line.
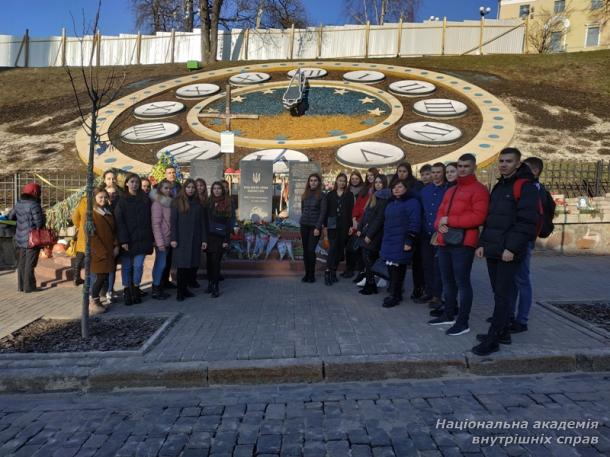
[379, 179, 421, 308]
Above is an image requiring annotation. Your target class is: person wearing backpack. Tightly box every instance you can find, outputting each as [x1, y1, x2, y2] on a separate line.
[507, 157, 555, 333]
[473, 148, 540, 356]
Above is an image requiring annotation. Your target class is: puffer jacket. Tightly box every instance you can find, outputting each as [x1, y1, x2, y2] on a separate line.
[380, 191, 421, 264]
[9, 196, 45, 248]
[358, 188, 390, 252]
[114, 191, 154, 256]
[300, 193, 325, 228]
[478, 164, 539, 260]
[434, 174, 489, 248]
[151, 194, 172, 248]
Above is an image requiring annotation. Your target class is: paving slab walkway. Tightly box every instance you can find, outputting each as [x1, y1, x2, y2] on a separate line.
[0, 256, 609, 391]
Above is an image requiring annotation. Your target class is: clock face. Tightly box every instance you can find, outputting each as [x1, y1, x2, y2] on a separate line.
[76, 61, 515, 174]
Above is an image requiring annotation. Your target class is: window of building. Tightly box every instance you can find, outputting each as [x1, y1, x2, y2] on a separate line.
[591, 0, 604, 10]
[550, 32, 563, 51]
[586, 26, 601, 47]
[519, 4, 530, 18]
[554, 0, 565, 13]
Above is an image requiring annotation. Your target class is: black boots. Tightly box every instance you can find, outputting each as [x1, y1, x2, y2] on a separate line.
[211, 281, 219, 298]
[131, 285, 142, 304]
[123, 287, 133, 306]
[324, 270, 331, 286]
[476, 327, 512, 346]
[359, 281, 378, 295]
[152, 285, 169, 300]
[206, 281, 213, 294]
[472, 328, 512, 356]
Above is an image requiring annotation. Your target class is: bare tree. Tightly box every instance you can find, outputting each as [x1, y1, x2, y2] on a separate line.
[131, 0, 182, 32]
[589, 0, 609, 25]
[527, 1, 574, 53]
[200, 0, 224, 64]
[344, 0, 419, 25]
[65, 0, 127, 338]
[230, 0, 308, 29]
[184, 0, 195, 31]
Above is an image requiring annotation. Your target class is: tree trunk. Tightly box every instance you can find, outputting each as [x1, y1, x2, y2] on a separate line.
[82, 102, 98, 339]
[184, 0, 194, 32]
[210, 0, 223, 63]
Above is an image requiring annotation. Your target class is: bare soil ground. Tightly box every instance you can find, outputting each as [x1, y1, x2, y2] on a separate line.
[0, 51, 609, 173]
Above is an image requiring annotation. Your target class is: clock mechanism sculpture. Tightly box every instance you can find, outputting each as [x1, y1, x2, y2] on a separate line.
[75, 61, 515, 174]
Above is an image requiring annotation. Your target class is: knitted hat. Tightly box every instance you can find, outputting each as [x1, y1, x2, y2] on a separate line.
[22, 182, 41, 198]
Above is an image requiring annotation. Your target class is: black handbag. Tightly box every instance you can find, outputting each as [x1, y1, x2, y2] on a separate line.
[371, 258, 389, 279]
[346, 235, 361, 253]
[441, 188, 464, 246]
[210, 221, 226, 236]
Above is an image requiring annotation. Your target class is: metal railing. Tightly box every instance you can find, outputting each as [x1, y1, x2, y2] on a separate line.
[478, 160, 610, 197]
[0, 170, 88, 210]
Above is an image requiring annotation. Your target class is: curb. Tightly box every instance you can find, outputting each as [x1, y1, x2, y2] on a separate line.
[1, 349, 609, 393]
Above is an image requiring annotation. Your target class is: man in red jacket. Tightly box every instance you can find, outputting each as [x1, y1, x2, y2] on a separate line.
[428, 153, 489, 336]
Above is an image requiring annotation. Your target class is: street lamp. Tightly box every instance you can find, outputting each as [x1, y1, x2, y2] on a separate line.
[428, 16, 440, 21]
[480, 6, 492, 17]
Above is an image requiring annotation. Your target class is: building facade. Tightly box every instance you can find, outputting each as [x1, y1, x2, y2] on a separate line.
[498, 0, 609, 52]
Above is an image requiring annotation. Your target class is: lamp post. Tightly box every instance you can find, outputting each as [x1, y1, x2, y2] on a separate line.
[478, 6, 492, 54]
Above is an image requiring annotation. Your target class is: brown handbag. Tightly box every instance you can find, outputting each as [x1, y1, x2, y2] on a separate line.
[28, 228, 58, 249]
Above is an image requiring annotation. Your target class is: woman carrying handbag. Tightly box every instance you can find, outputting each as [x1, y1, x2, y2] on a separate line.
[9, 183, 45, 293]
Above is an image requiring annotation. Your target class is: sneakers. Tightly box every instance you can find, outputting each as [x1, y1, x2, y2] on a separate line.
[428, 315, 456, 326]
[352, 272, 366, 284]
[356, 277, 366, 287]
[445, 322, 470, 336]
[89, 297, 107, 315]
[510, 321, 528, 333]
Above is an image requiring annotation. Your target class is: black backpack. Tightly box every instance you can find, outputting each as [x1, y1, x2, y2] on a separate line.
[538, 185, 556, 238]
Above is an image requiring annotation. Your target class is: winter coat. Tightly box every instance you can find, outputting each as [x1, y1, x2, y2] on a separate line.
[204, 203, 231, 254]
[352, 191, 371, 223]
[300, 193, 325, 228]
[421, 183, 448, 237]
[114, 191, 154, 256]
[90, 207, 117, 274]
[151, 194, 172, 248]
[478, 164, 539, 260]
[72, 198, 88, 253]
[171, 197, 205, 268]
[9, 195, 45, 249]
[358, 188, 390, 252]
[380, 192, 421, 264]
[434, 174, 489, 248]
[320, 190, 354, 230]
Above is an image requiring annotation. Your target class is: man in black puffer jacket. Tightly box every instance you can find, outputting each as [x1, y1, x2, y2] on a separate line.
[473, 148, 539, 356]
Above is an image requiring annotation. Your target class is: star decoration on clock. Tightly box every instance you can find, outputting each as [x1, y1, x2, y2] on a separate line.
[359, 97, 375, 104]
[206, 107, 220, 113]
[367, 107, 386, 116]
[262, 89, 275, 95]
[333, 88, 347, 96]
[231, 95, 246, 103]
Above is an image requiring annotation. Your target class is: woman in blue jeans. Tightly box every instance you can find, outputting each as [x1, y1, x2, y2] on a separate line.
[115, 173, 154, 305]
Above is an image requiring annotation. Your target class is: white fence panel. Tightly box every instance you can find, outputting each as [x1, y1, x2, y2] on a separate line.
[174, 31, 201, 62]
[248, 29, 290, 60]
[292, 28, 317, 59]
[321, 25, 366, 58]
[368, 24, 400, 57]
[27, 37, 62, 66]
[64, 36, 95, 67]
[140, 34, 172, 64]
[0, 35, 21, 66]
[482, 23, 524, 54]
[401, 23, 442, 55]
[100, 35, 137, 66]
[444, 23, 480, 55]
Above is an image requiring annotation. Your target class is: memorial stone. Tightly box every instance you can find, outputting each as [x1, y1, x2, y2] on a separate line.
[190, 158, 224, 185]
[288, 161, 321, 221]
[238, 160, 274, 222]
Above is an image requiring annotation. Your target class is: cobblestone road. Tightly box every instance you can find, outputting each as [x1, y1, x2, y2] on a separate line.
[0, 373, 608, 457]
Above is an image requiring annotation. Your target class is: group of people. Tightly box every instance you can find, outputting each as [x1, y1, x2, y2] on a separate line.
[67, 166, 234, 313]
[299, 149, 552, 356]
[10, 147, 550, 356]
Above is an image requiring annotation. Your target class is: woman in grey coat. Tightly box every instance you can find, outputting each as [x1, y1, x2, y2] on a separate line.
[170, 179, 207, 301]
[9, 183, 45, 293]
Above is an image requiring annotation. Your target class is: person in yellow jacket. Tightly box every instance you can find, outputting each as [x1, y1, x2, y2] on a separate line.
[71, 197, 87, 286]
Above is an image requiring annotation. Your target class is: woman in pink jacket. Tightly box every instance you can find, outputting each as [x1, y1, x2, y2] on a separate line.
[151, 180, 173, 300]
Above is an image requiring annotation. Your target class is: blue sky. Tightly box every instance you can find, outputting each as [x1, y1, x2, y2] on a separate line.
[0, 0, 499, 36]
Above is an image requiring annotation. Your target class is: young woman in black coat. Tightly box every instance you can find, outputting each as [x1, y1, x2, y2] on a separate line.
[170, 179, 206, 302]
[321, 173, 354, 286]
[204, 181, 232, 298]
[299, 173, 325, 283]
[114, 173, 153, 305]
[357, 174, 389, 295]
